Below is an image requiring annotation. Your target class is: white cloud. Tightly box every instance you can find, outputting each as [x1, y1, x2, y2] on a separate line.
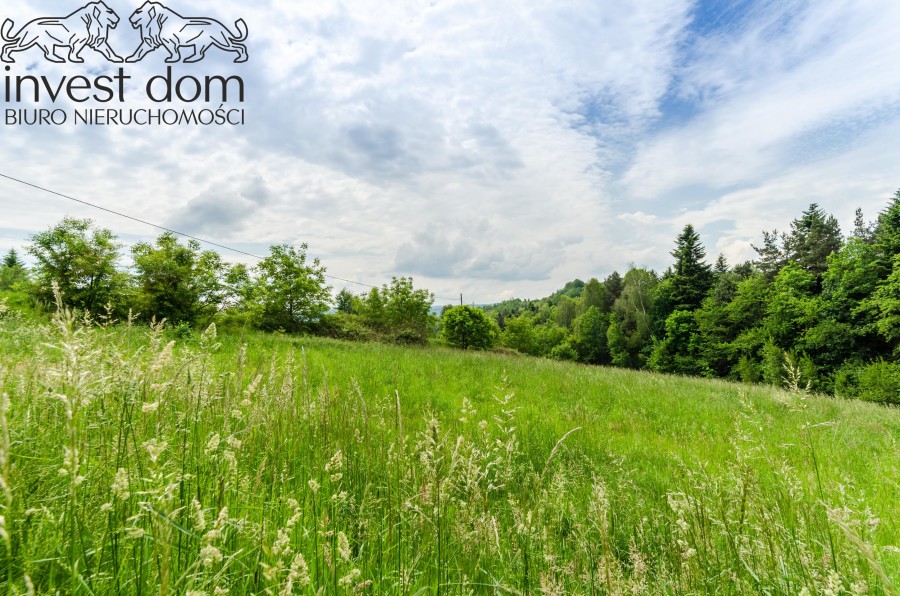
[3, 0, 900, 303]
[624, 0, 900, 199]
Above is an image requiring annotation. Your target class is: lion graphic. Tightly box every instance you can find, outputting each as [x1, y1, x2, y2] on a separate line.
[126, 2, 248, 64]
[1, 2, 123, 64]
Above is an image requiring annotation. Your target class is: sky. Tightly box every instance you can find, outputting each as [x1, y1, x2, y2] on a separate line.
[2, 0, 900, 305]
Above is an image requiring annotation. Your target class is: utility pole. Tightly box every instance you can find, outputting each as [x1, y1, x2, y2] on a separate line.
[460, 293, 463, 306]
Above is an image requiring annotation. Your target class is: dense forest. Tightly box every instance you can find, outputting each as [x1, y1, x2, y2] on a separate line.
[477, 194, 900, 403]
[2, 190, 900, 403]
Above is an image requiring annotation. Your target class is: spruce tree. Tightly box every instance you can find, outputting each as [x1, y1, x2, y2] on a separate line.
[782, 203, 842, 283]
[669, 224, 713, 311]
[2, 248, 24, 270]
[874, 190, 900, 276]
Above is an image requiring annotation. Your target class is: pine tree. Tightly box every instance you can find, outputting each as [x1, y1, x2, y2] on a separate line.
[782, 203, 842, 283]
[2, 249, 24, 270]
[0, 248, 27, 291]
[714, 254, 729, 275]
[752, 229, 785, 280]
[852, 208, 875, 243]
[669, 224, 713, 311]
[874, 190, 900, 276]
[603, 271, 624, 304]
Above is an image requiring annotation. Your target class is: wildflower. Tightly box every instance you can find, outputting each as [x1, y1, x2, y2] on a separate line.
[213, 588, 229, 595]
[308, 479, 320, 494]
[125, 527, 145, 539]
[200, 544, 223, 567]
[227, 435, 242, 450]
[142, 401, 159, 414]
[100, 502, 113, 513]
[230, 409, 243, 421]
[186, 591, 207, 596]
[111, 467, 130, 500]
[337, 531, 351, 561]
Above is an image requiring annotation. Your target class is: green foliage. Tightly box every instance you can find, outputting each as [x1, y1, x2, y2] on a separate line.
[763, 263, 819, 350]
[648, 310, 708, 376]
[580, 277, 609, 314]
[501, 315, 539, 355]
[250, 244, 332, 333]
[761, 340, 785, 386]
[783, 203, 843, 283]
[752, 229, 785, 280]
[603, 271, 624, 304]
[874, 190, 900, 273]
[331, 278, 435, 345]
[553, 295, 578, 328]
[546, 278, 585, 304]
[856, 361, 900, 404]
[571, 306, 609, 364]
[669, 224, 713, 311]
[26, 217, 126, 313]
[131, 232, 229, 326]
[0, 249, 27, 292]
[335, 288, 355, 314]
[608, 268, 656, 368]
[734, 355, 761, 383]
[441, 305, 497, 350]
[378, 277, 435, 344]
[866, 255, 900, 350]
[548, 339, 577, 360]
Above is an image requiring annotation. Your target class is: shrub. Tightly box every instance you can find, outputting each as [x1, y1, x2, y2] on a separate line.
[856, 360, 900, 404]
[441, 305, 497, 350]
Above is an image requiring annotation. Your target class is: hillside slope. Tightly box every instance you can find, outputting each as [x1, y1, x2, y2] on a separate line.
[1, 310, 898, 593]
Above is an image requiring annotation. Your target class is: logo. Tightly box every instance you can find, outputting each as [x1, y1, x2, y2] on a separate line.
[1, 2, 248, 64]
[126, 2, 247, 64]
[1, 2, 124, 64]
[2, 2, 249, 128]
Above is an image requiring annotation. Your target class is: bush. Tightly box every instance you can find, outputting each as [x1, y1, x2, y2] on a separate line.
[549, 340, 577, 361]
[441, 305, 497, 350]
[856, 361, 900, 404]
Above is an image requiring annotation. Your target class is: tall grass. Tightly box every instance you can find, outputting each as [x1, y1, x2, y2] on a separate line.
[0, 299, 898, 594]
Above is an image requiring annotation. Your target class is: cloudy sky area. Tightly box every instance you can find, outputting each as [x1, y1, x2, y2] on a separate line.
[2, 0, 900, 304]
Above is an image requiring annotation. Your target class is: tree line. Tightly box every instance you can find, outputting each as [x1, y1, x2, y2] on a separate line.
[440, 192, 900, 404]
[0, 217, 436, 343]
[3, 190, 900, 403]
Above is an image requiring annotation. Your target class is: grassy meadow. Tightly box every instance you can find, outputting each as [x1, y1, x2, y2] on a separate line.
[0, 299, 898, 594]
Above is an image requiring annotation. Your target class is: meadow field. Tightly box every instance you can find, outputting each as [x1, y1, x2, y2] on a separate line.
[0, 300, 898, 594]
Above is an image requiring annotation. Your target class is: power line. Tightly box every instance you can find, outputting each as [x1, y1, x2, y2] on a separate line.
[0, 172, 463, 302]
